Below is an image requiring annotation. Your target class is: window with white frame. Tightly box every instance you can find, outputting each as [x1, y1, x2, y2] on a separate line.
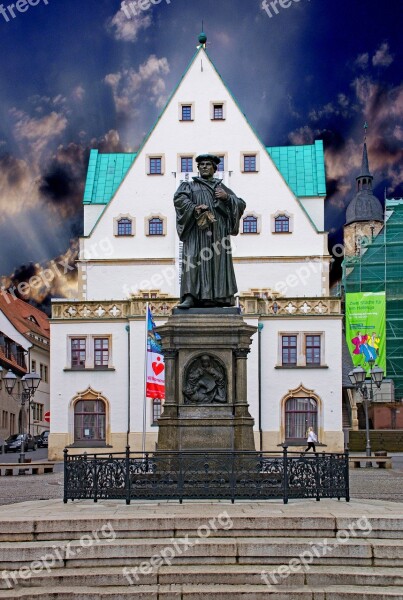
[114, 214, 135, 237]
[272, 211, 293, 234]
[213, 104, 224, 119]
[180, 104, 193, 121]
[69, 336, 112, 370]
[242, 215, 258, 234]
[149, 157, 162, 175]
[71, 338, 86, 369]
[181, 157, 193, 173]
[217, 156, 225, 172]
[278, 333, 325, 367]
[145, 214, 167, 236]
[243, 154, 257, 172]
[117, 218, 132, 236]
[94, 338, 109, 369]
[275, 214, 290, 233]
[152, 398, 163, 425]
[285, 397, 318, 440]
[74, 399, 106, 442]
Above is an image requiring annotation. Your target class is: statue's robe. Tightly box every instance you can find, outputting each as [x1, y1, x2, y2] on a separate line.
[174, 177, 246, 305]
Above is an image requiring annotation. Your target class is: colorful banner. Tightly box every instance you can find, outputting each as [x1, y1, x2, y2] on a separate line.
[145, 306, 165, 399]
[346, 291, 386, 375]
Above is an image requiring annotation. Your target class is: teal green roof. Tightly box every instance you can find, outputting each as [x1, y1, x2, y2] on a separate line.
[83, 141, 326, 206]
[266, 140, 326, 197]
[83, 150, 137, 205]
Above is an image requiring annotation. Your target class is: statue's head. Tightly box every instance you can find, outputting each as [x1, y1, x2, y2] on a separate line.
[196, 154, 220, 179]
[200, 354, 211, 368]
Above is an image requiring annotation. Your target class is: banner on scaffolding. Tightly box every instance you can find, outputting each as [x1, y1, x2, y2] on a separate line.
[345, 291, 386, 375]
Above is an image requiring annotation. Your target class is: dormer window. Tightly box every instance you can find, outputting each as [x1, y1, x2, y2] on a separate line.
[274, 215, 290, 233]
[117, 218, 132, 236]
[149, 218, 163, 236]
[243, 215, 258, 234]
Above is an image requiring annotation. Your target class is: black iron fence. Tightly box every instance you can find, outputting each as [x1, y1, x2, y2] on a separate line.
[64, 447, 349, 504]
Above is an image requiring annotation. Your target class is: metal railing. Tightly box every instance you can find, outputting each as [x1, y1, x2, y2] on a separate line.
[64, 447, 349, 504]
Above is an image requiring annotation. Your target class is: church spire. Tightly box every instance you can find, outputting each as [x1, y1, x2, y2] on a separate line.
[356, 122, 373, 191]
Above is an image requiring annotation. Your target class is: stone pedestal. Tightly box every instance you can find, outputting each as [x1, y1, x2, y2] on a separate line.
[157, 308, 256, 452]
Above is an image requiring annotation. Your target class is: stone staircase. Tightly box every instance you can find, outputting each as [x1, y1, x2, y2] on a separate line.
[0, 499, 403, 598]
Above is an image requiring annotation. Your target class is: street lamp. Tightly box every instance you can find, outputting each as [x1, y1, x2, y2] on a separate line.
[348, 360, 384, 466]
[3, 369, 41, 463]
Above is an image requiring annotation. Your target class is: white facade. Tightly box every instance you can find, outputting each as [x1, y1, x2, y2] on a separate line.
[0, 306, 50, 441]
[50, 47, 343, 459]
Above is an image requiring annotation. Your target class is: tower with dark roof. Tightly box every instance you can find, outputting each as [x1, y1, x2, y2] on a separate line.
[344, 128, 384, 257]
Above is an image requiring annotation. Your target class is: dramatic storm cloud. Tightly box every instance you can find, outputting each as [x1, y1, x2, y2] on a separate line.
[0, 0, 401, 303]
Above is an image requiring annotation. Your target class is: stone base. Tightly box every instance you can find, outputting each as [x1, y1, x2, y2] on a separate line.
[157, 309, 257, 453]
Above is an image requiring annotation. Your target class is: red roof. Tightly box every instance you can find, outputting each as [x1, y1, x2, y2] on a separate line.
[0, 291, 50, 342]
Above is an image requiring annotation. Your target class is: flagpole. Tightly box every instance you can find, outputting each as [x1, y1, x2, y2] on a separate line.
[142, 302, 149, 456]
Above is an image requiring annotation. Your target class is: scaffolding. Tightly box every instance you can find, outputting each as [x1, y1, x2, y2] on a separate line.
[343, 199, 403, 400]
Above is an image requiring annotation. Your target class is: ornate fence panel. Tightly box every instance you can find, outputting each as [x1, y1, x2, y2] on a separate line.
[64, 448, 350, 504]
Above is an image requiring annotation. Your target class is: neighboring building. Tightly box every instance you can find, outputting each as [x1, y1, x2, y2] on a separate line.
[343, 139, 384, 259]
[343, 196, 403, 429]
[342, 129, 403, 432]
[50, 36, 344, 460]
[0, 292, 50, 441]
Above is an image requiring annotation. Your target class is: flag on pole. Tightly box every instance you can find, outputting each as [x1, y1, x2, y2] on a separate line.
[145, 306, 165, 399]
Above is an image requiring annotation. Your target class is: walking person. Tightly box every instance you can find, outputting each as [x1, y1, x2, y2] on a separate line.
[304, 427, 318, 453]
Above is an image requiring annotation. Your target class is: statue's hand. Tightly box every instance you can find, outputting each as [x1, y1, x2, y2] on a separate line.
[215, 186, 228, 201]
[195, 204, 209, 214]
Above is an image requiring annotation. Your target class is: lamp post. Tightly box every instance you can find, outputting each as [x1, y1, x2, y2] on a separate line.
[348, 359, 384, 467]
[3, 370, 41, 463]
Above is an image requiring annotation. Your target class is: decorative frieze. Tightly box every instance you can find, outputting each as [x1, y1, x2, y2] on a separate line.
[52, 296, 341, 320]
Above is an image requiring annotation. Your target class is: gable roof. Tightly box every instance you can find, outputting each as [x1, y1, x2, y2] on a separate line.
[0, 292, 50, 346]
[83, 47, 327, 235]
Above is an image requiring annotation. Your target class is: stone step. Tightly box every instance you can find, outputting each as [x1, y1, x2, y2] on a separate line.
[1, 537, 403, 568]
[1, 585, 403, 599]
[1, 565, 403, 590]
[1, 514, 403, 542]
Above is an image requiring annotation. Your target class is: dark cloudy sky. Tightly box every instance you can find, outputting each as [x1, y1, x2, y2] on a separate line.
[0, 0, 402, 294]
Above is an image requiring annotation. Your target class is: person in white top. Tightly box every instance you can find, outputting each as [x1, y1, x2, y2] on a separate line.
[304, 427, 317, 453]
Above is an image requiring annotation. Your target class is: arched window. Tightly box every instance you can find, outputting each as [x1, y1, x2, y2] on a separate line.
[285, 397, 317, 440]
[243, 215, 258, 234]
[275, 215, 290, 233]
[152, 398, 163, 425]
[117, 218, 132, 236]
[74, 400, 106, 442]
[149, 218, 163, 236]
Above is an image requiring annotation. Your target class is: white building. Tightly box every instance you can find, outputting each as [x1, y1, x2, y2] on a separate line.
[0, 292, 50, 442]
[50, 39, 343, 460]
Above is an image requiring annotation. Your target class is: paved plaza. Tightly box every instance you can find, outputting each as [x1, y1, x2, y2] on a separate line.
[0, 461, 402, 507]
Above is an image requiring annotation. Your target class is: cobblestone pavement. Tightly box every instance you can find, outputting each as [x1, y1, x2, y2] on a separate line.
[0, 467, 402, 506]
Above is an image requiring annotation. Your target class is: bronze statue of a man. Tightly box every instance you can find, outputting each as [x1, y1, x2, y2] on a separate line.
[174, 154, 246, 308]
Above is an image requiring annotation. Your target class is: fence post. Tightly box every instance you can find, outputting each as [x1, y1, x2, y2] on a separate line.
[315, 452, 321, 501]
[125, 446, 131, 505]
[179, 452, 183, 504]
[345, 449, 350, 502]
[63, 448, 68, 504]
[282, 444, 289, 504]
[231, 451, 235, 504]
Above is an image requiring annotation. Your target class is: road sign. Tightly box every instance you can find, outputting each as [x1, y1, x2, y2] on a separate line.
[44, 411, 50, 423]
